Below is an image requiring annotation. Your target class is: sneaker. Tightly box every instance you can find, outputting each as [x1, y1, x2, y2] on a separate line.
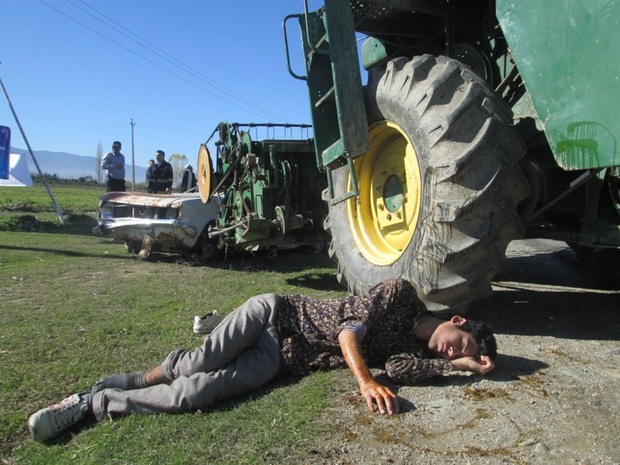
[193, 311, 223, 334]
[28, 393, 91, 443]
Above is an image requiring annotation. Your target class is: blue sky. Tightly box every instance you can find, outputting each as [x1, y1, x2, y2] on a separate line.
[1, 1, 322, 169]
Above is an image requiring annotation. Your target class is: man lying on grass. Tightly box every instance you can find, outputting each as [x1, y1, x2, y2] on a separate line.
[28, 278, 496, 443]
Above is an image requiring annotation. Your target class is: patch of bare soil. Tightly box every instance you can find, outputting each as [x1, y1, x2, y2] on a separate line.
[311, 239, 620, 465]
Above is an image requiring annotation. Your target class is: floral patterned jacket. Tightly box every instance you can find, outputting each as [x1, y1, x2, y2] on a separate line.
[276, 278, 452, 383]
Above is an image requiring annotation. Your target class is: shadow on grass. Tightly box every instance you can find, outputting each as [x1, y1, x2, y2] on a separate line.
[45, 376, 306, 446]
[0, 212, 99, 237]
[286, 272, 341, 292]
[0, 243, 129, 260]
[146, 246, 338, 275]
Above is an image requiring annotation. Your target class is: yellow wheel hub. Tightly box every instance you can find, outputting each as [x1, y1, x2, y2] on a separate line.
[346, 121, 422, 265]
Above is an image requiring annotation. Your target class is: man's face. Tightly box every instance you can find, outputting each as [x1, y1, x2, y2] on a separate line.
[112, 143, 121, 154]
[156, 153, 164, 163]
[427, 316, 478, 360]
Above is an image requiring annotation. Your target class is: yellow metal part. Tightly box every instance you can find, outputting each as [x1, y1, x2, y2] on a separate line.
[346, 120, 422, 265]
[197, 144, 213, 203]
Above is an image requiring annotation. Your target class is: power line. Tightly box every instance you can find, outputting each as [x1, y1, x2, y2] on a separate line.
[70, 0, 285, 122]
[36, 0, 288, 122]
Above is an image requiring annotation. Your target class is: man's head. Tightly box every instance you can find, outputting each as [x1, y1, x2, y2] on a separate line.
[148, 159, 154, 166]
[156, 150, 165, 162]
[185, 164, 193, 171]
[112, 141, 121, 154]
[427, 315, 497, 361]
[460, 318, 497, 361]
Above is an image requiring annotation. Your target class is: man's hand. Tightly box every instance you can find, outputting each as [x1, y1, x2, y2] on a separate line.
[338, 329, 399, 415]
[451, 355, 495, 375]
[360, 380, 399, 415]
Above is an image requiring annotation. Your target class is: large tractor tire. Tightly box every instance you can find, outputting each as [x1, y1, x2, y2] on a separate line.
[324, 55, 529, 313]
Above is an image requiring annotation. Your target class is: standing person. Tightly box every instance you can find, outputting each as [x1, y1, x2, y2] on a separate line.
[28, 279, 497, 443]
[145, 159, 156, 193]
[152, 150, 173, 193]
[101, 141, 126, 192]
[181, 164, 197, 192]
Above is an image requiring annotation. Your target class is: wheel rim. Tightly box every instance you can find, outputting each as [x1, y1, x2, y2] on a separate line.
[346, 120, 422, 265]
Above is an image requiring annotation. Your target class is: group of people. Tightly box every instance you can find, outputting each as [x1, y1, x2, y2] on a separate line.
[28, 278, 497, 443]
[101, 141, 196, 194]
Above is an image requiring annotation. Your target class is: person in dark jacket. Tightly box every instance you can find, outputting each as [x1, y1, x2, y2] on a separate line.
[152, 150, 173, 193]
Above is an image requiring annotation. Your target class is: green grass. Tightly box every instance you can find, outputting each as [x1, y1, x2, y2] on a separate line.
[0, 183, 103, 235]
[0, 183, 346, 464]
[0, 182, 103, 213]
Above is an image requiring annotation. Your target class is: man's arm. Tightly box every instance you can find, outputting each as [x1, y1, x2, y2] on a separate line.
[385, 353, 495, 384]
[101, 153, 111, 169]
[337, 329, 399, 415]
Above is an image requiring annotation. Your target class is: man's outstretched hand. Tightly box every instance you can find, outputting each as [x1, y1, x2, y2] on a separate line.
[338, 329, 400, 415]
[360, 380, 399, 415]
[451, 355, 495, 375]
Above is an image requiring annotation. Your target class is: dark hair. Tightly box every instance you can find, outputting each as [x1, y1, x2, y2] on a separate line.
[156, 150, 165, 157]
[461, 319, 497, 361]
[113, 141, 121, 147]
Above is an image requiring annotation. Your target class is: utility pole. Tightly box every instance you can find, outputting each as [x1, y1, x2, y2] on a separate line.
[130, 118, 135, 190]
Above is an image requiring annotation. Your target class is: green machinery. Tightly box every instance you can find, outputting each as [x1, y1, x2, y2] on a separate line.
[199, 1, 618, 313]
[198, 122, 330, 253]
[271, 0, 620, 312]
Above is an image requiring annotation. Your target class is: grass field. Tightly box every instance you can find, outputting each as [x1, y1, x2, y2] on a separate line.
[0, 184, 347, 464]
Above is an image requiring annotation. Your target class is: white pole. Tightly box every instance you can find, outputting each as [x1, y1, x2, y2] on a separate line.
[130, 118, 135, 191]
[0, 74, 64, 224]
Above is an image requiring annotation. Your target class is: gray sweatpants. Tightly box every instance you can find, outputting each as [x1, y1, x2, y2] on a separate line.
[92, 294, 282, 420]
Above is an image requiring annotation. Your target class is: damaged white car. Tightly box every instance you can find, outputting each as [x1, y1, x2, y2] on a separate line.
[93, 192, 222, 260]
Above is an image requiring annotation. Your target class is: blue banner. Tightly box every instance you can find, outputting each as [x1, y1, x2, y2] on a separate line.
[0, 126, 10, 179]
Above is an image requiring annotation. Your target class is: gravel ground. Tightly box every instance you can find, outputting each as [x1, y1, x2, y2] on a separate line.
[310, 239, 620, 465]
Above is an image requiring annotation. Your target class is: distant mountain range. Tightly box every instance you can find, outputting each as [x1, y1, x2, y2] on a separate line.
[10, 146, 147, 181]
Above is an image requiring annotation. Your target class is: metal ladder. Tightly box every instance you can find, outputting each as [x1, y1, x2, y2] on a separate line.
[283, 0, 369, 205]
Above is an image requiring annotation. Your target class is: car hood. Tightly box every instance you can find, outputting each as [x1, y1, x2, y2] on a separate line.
[98, 191, 202, 208]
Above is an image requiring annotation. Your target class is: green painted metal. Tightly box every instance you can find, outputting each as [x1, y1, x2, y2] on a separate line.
[209, 122, 329, 247]
[297, 9, 338, 166]
[297, 0, 368, 168]
[497, 0, 619, 170]
[290, 0, 368, 205]
[323, 0, 368, 161]
[361, 37, 390, 70]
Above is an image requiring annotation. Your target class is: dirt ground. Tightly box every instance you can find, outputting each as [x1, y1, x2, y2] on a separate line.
[310, 239, 620, 465]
